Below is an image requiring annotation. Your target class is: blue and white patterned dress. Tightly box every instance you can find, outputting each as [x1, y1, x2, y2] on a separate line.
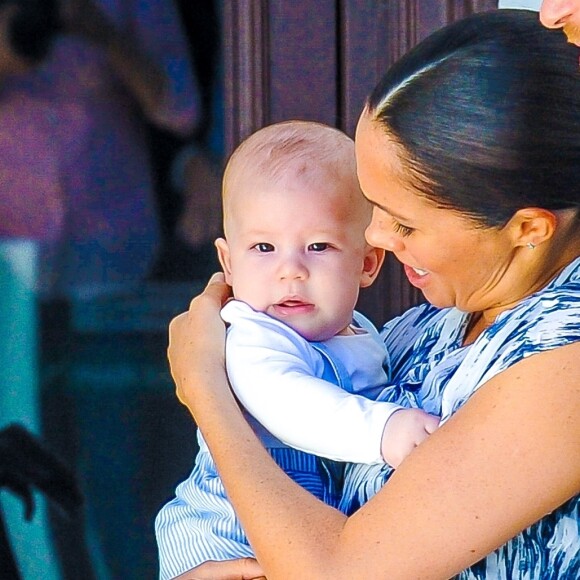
[341, 257, 580, 579]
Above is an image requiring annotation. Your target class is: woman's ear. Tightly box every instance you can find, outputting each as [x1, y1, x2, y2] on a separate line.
[360, 246, 385, 288]
[214, 238, 234, 286]
[509, 208, 557, 248]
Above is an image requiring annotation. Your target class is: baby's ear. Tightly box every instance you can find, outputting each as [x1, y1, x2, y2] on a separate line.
[214, 238, 234, 286]
[360, 246, 385, 288]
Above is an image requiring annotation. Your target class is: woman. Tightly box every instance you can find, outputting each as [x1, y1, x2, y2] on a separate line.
[167, 10, 579, 579]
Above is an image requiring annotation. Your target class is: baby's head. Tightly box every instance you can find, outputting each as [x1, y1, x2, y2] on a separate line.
[215, 120, 384, 341]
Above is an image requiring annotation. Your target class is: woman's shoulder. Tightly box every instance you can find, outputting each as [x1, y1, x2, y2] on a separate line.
[523, 254, 579, 308]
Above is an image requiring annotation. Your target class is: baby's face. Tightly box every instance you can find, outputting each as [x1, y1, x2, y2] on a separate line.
[217, 171, 380, 341]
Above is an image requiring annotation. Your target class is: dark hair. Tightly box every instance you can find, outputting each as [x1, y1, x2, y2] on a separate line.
[367, 9, 580, 227]
[1, 0, 60, 63]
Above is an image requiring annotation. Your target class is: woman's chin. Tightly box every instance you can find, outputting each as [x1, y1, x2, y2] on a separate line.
[420, 289, 455, 310]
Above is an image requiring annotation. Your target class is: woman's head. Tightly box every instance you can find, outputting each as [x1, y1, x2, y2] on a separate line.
[356, 9, 580, 314]
[364, 9, 579, 228]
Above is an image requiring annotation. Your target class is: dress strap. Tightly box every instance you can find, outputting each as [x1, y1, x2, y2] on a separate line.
[309, 342, 354, 393]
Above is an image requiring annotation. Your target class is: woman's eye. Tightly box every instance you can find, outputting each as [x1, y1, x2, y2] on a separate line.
[253, 243, 274, 252]
[308, 242, 330, 252]
[392, 221, 414, 237]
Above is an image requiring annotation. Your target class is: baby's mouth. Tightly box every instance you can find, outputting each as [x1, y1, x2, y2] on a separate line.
[273, 297, 315, 315]
[277, 298, 310, 308]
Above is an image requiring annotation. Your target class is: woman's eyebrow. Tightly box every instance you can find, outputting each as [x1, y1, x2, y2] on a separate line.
[365, 196, 413, 223]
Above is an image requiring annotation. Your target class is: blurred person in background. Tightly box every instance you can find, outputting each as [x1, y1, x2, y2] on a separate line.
[0, 1, 200, 577]
[0, 0, 199, 298]
[150, 0, 223, 282]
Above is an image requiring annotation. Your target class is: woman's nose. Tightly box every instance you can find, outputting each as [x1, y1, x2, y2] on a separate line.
[540, 0, 574, 28]
[365, 215, 405, 253]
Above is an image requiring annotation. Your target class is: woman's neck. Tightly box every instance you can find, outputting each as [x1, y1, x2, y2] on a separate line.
[463, 249, 578, 346]
[462, 312, 489, 346]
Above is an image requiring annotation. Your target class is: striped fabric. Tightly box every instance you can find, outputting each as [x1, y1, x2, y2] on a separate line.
[155, 442, 341, 579]
[155, 342, 352, 579]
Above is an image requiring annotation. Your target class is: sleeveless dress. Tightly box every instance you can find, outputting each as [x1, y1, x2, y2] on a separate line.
[341, 257, 580, 579]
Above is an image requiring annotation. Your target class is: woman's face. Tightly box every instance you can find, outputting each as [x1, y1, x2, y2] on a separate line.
[540, 0, 580, 46]
[354, 112, 519, 313]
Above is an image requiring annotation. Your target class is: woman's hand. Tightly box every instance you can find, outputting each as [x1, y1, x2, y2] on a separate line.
[168, 272, 232, 413]
[174, 558, 265, 580]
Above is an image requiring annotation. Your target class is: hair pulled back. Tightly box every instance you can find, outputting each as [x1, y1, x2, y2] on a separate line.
[367, 9, 580, 227]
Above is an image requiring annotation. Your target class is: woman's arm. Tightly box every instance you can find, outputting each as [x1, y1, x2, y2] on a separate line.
[169, 276, 580, 579]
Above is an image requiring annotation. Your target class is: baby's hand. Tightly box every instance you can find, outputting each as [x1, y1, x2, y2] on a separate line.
[380, 409, 440, 468]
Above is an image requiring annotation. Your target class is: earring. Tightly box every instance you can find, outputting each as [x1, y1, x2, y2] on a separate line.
[527, 242, 536, 250]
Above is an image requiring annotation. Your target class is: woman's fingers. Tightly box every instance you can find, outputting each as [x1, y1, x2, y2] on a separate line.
[191, 271, 230, 309]
[168, 272, 232, 409]
[169, 272, 229, 346]
[180, 557, 265, 579]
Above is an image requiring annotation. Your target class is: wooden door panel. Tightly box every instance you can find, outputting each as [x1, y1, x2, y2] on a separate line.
[223, 0, 337, 154]
[268, 1, 337, 125]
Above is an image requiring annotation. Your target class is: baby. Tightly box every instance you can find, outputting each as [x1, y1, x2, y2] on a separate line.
[155, 121, 439, 579]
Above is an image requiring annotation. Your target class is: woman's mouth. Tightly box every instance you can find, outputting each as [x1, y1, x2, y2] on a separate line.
[403, 264, 429, 288]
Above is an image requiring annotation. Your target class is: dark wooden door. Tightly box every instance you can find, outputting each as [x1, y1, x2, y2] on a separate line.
[222, 0, 497, 325]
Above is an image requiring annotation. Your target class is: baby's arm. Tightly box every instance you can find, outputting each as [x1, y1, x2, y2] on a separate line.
[225, 309, 437, 465]
[380, 408, 440, 468]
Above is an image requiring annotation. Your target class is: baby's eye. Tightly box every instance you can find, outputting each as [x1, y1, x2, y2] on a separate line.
[252, 243, 275, 253]
[308, 242, 330, 252]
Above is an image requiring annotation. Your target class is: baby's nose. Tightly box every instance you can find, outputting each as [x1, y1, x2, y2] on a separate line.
[279, 255, 308, 279]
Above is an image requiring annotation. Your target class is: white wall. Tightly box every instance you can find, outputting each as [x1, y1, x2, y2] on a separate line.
[498, 0, 542, 10]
